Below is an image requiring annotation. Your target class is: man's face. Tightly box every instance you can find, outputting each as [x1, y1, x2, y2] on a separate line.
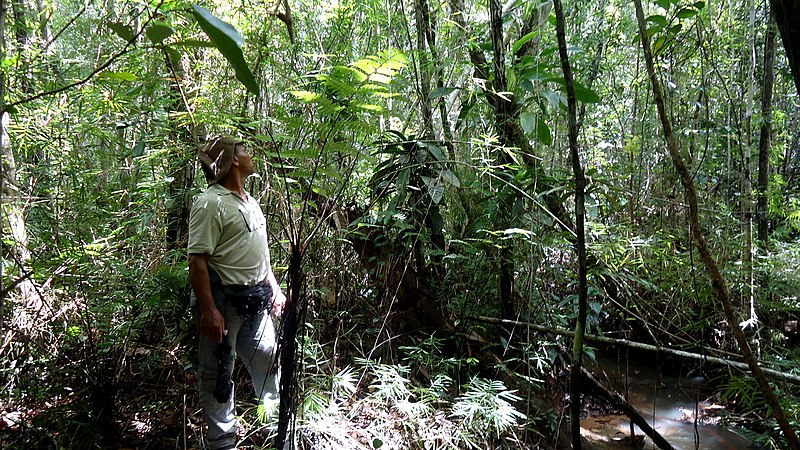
[234, 144, 255, 176]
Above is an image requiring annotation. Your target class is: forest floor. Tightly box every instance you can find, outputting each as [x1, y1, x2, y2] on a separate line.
[0, 367, 751, 450]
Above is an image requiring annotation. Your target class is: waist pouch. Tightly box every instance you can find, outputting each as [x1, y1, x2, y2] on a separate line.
[226, 283, 272, 318]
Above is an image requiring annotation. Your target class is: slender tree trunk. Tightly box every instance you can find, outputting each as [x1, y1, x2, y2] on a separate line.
[758, 13, 776, 246]
[412, 0, 446, 271]
[418, 0, 454, 156]
[413, 0, 434, 138]
[633, 1, 800, 447]
[163, 49, 194, 252]
[486, 0, 518, 327]
[34, 0, 49, 48]
[740, 0, 756, 318]
[276, 242, 303, 450]
[552, 1, 587, 447]
[1, 0, 35, 313]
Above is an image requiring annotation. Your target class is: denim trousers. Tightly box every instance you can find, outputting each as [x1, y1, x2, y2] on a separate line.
[195, 293, 280, 450]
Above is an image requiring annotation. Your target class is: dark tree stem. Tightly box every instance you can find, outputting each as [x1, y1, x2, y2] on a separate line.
[552, 0, 588, 447]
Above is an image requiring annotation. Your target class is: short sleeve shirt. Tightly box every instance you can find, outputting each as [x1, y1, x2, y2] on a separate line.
[188, 184, 271, 287]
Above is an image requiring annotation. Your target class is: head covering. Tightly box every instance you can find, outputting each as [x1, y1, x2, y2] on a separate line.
[198, 136, 243, 184]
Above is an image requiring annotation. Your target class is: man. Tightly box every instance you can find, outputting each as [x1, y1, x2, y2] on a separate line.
[188, 136, 286, 450]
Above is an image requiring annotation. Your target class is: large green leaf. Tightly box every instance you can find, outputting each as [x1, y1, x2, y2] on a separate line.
[145, 22, 174, 44]
[520, 111, 535, 134]
[547, 77, 601, 104]
[190, 5, 259, 96]
[512, 30, 539, 55]
[107, 21, 134, 43]
[537, 117, 553, 146]
[97, 71, 138, 82]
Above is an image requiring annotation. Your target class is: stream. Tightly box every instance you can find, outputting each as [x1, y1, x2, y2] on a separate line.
[581, 356, 754, 449]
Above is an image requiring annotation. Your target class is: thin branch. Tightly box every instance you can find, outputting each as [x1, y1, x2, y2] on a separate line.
[5, 0, 165, 110]
[0, 269, 33, 299]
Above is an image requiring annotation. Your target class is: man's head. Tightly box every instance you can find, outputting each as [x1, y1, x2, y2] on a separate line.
[198, 136, 246, 184]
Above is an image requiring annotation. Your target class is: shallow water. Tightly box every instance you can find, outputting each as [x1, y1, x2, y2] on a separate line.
[581, 357, 753, 449]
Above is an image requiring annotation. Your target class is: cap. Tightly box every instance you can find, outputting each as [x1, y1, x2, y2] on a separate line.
[198, 136, 243, 185]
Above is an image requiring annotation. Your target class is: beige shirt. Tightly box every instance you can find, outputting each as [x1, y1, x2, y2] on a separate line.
[188, 184, 271, 287]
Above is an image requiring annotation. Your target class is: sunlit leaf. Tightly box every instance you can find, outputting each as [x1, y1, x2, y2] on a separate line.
[503, 228, 534, 238]
[512, 30, 539, 54]
[97, 71, 138, 81]
[652, 36, 667, 55]
[354, 102, 384, 112]
[676, 7, 698, 18]
[290, 90, 322, 102]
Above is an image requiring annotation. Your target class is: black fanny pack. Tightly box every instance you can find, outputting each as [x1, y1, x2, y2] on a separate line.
[227, 283, 272, 318]
[207, 267, 273, 318]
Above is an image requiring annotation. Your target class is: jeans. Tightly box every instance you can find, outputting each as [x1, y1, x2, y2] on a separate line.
[194, 291, 279, 450]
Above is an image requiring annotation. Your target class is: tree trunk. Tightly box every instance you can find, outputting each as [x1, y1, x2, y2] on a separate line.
[448, 0, 573, 234]
[163, 48, 195, 252]
[740, 0, 757, 324]
[413, 0, 434, 138]
[487, 0, 518, 327]
[632, 1, 800, 447]
[758, 13, 776, 246]
[1, 0, 7, 329]
[1, 0, 36, 312]
[770, 0, 800, 97]
[552, 0, 588, 447]
[411, 0, 446, 272]
[276, 242, 303, 450]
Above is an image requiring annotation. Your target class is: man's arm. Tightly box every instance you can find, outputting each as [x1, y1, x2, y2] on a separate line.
[189, 253, 225, 343]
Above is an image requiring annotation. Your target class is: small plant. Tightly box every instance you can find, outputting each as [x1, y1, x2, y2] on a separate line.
[400, 333, 459, 377]
[450, 376, 526, 445]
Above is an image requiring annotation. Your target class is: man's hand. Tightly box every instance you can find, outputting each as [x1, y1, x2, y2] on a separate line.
[200, 306, 225, 343]
[272, 289, 288, 317]
[189, 253, 225, 343]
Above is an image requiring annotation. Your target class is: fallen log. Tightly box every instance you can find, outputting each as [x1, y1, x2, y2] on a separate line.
[469, 315, 800, 385]
[581, 366, 676, 450]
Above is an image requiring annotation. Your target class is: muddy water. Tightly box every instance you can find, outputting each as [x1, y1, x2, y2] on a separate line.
[581, 357, 753, 449]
